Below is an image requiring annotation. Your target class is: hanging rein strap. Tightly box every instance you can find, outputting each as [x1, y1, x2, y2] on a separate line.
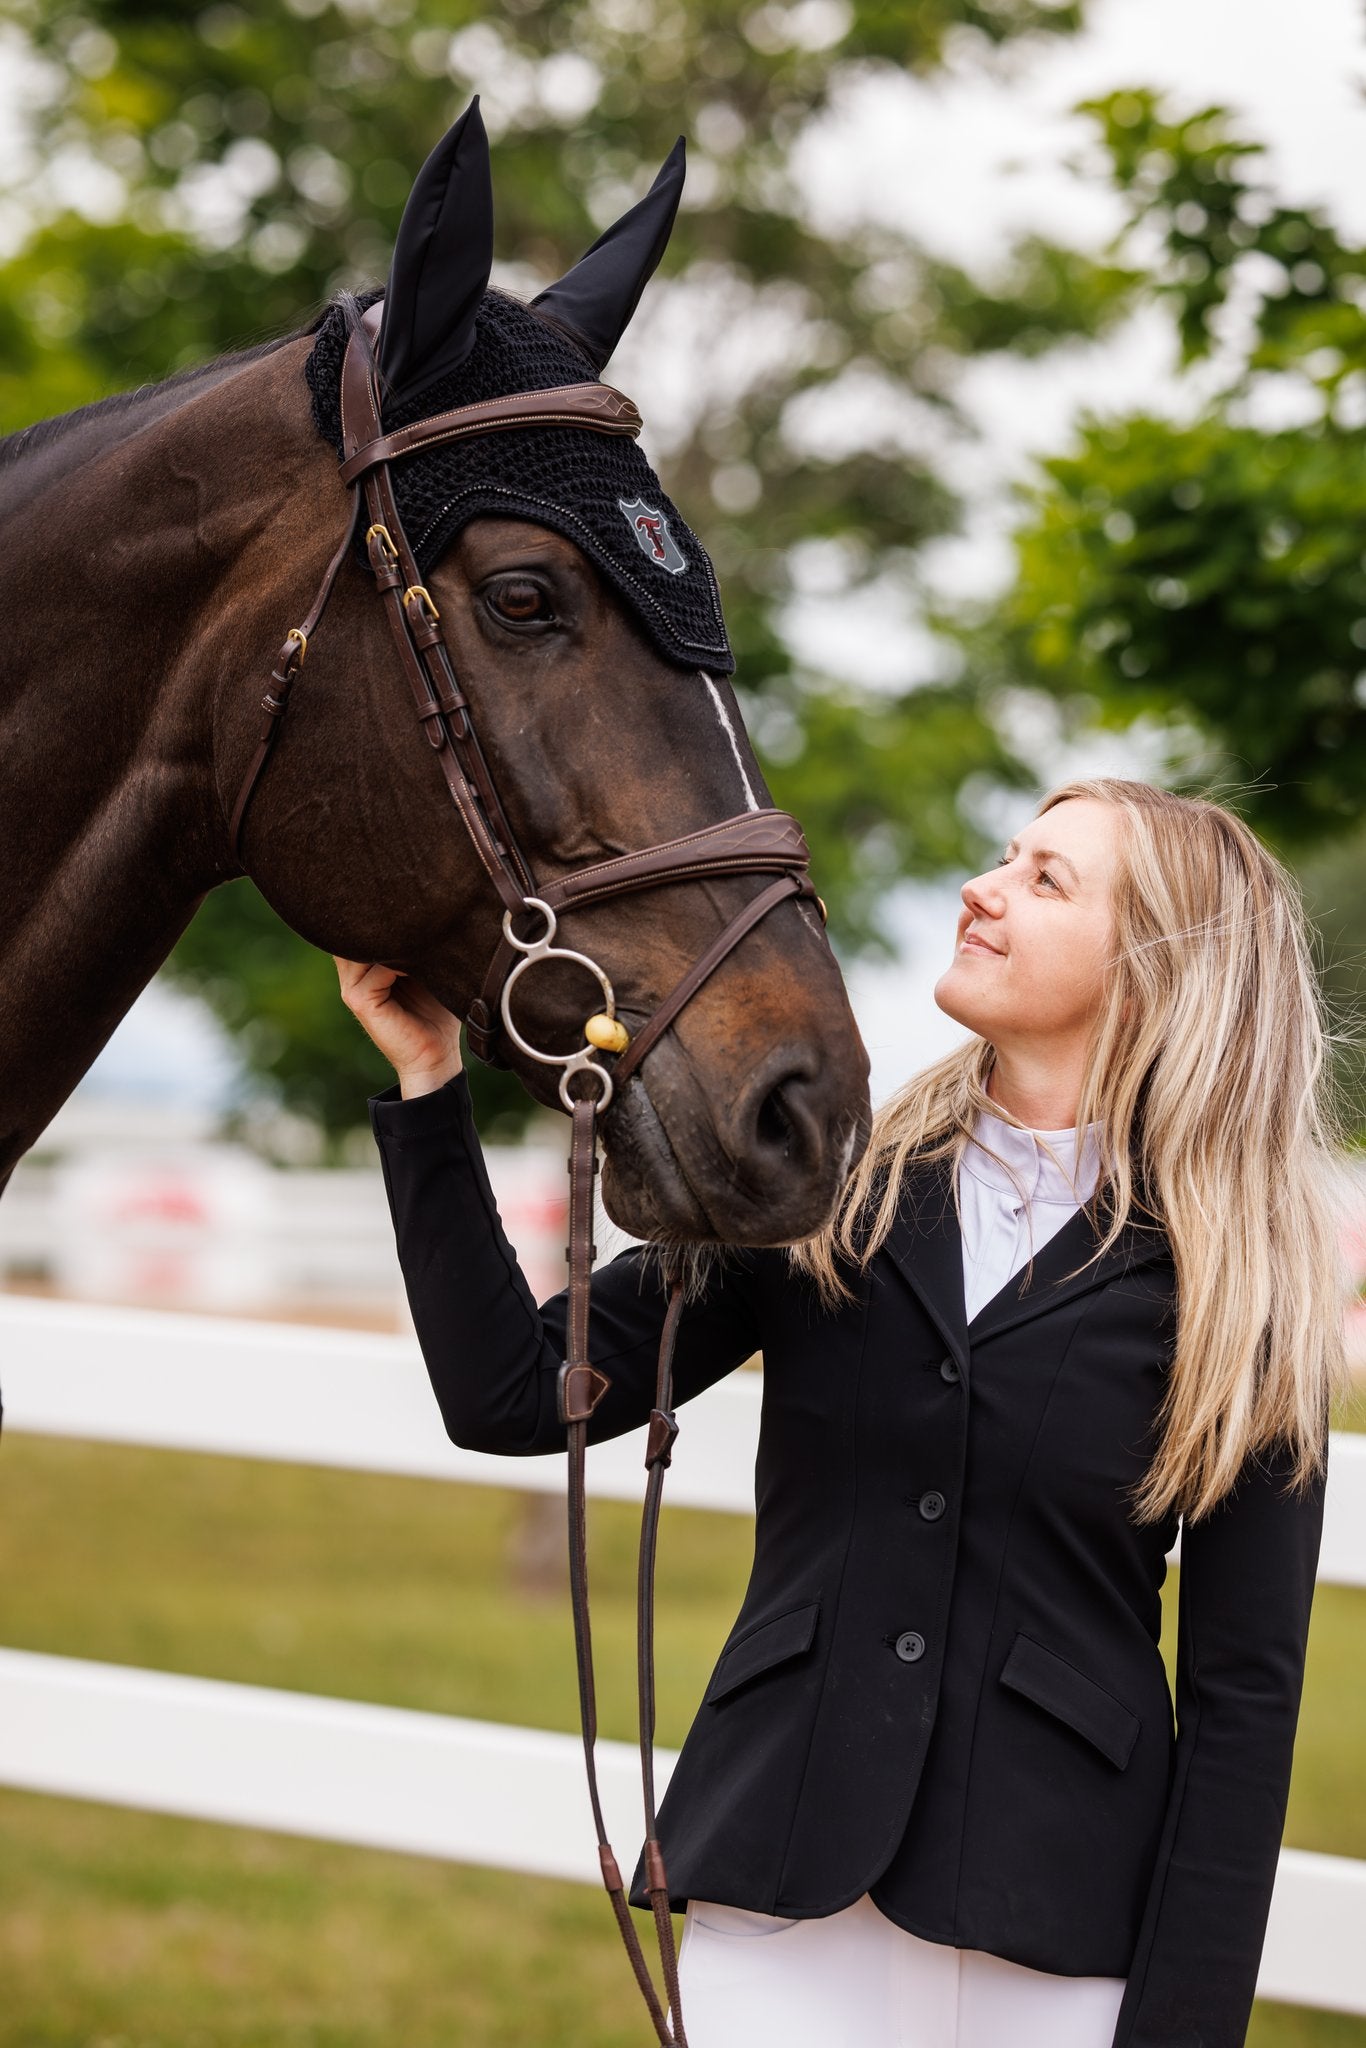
[226, 304, 828, 2046]
[561, 1097, 685, 2041]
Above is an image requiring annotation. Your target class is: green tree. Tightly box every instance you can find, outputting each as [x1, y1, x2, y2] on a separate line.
[971, 89, 1366, 847]
[6, 0, 1140, 1141]
[958, 87, 1366, 1129]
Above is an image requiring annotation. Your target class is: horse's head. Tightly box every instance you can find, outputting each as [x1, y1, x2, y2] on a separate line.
[225, 103, 870, 1245]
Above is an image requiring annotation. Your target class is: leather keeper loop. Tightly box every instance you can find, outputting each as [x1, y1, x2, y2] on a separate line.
[644, 1841, 669, 1895]
[645, 1408, 679, 1470]
[464, 998, 494, 1051]
[558, 1360, 610, 1424]
[366, 527, 401, 587]
[599, 1845, 624, 1892]
[414, 686, 466, 722]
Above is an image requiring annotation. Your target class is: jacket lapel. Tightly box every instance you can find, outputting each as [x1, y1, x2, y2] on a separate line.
[965, 1203, 1165, 1346]
[882, 1154, 1171, 1368]
[881, 1155, 970, 1375]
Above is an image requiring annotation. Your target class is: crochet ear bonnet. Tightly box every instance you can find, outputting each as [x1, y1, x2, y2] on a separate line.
[303, 102, 733, 676]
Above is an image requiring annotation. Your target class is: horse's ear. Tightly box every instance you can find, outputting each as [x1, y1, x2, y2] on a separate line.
[379, 98, 493, 408]
[531, 137, 685, 372]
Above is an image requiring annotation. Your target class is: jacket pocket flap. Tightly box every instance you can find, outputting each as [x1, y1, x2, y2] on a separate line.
[1000, 1631, 1140, 1770]
[705, 1603, 819, 1705]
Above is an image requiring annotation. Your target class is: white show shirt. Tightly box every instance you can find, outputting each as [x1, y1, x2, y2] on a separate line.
[958, 1107, 1103, 1325]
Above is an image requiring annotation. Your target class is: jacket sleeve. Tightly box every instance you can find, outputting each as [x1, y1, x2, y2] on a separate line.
[368, 1073, 763, 1456]
[1111, 1433, 1328, 2048]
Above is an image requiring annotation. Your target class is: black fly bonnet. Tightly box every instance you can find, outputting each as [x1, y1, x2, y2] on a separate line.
[302, 122, 734, 675]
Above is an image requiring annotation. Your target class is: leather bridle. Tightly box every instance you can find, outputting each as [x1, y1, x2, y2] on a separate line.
[228, 302, 822, 2042]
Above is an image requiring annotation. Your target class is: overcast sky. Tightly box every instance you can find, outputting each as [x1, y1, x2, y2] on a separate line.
[66, 0, 1366, 1113]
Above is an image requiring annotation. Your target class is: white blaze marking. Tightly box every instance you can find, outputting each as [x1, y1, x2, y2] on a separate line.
[699, 670, 761, 813]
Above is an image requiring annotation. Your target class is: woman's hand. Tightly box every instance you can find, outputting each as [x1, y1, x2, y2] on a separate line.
[334, 958, 463, 1099]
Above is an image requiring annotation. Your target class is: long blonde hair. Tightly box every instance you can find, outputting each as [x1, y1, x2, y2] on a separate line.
[793, 778, 1349, 1523]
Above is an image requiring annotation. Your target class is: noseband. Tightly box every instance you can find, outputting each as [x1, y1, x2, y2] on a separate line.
[228, 302, 824, 2044]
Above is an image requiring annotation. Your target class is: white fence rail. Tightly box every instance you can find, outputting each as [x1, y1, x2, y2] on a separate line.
[1, 1295, 1364, 2016]
[0, 1647, 648, 1888]
[0, 1135, 573, 1317]
[0, 1294, 763, 1515]
[4, 1295, 1365, 1578]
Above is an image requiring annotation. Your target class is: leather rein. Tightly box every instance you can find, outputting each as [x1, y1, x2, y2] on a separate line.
[227, 302, 822, 2044]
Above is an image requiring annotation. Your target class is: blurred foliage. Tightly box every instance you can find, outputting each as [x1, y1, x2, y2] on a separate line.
[739, 673, 1028, 939]
[956, 88, 1366, 1130]
[970, 89, 1366, 848]
[1295, 822, 1366, 1144]
[4, 0, 1146, 1139]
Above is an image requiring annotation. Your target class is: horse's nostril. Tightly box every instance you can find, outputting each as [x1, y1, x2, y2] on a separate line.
[716, 1046, 865, 1231]
[755, 1079, 797, 1157]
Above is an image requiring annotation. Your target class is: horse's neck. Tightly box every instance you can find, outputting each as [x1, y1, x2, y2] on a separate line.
[0, 341, 324, 1176]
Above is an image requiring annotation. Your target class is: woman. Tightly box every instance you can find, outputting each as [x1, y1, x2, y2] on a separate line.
[336, 777, 1345, 2048]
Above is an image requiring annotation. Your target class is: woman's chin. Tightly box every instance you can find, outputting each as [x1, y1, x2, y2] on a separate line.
[932, 968, 978, 1034]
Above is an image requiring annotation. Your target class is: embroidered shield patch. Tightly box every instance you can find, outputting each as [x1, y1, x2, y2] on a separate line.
[618, 496, 688, 575]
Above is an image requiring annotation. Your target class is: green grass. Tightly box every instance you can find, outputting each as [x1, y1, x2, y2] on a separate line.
[0, 1786, 663, 2048]
[0, 1407, 1361, 2045]
[0, 1436, 751, 1747]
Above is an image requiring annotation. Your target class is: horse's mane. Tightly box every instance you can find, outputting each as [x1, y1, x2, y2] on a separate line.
[0, 304, 336, 474]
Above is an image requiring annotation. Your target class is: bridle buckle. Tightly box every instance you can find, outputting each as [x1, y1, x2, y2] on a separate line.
[364, 521, 399, 569]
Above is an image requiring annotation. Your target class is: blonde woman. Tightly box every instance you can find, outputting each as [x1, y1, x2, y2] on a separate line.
[337, 778, 1344, 2048]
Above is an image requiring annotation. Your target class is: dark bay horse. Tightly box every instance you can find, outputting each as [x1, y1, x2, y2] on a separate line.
[0, 106, 870, 1246]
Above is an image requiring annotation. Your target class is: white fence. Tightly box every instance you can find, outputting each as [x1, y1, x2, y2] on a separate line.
[1, 1294, 1364, 2017]
[0, 1139, 573, 1318]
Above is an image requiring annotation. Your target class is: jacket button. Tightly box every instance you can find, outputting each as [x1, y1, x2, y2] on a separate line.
[894, 1631, 926, 1663]
[918, 1491, 946, 1521]
[939, 1357, 961, 1384]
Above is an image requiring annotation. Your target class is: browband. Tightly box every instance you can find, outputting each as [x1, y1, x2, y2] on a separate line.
[338, 381, 643, 488]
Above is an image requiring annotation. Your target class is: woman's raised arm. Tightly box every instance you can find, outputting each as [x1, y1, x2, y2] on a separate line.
[338, 958, 763, 1457]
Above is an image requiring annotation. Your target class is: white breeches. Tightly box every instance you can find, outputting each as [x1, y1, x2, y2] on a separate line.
[677, 1893, 1127, 2048]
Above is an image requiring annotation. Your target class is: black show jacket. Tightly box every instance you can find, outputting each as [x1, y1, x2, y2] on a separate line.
[370, 1074, 1326, 2048]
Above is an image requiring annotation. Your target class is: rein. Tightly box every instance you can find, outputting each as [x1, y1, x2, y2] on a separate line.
[228, 303, 821, 2042]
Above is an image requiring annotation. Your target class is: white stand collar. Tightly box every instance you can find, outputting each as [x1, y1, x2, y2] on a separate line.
[962, 1107, 1103, 1209]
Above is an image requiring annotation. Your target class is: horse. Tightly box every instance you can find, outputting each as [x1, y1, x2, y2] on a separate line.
[0, 100, 870, 1250]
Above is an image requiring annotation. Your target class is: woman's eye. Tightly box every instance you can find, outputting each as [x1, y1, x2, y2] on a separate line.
[487, 578, 554, 625]
[1037, 869, 1058, 890]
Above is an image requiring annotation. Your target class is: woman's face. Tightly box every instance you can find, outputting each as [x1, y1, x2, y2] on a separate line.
[934, 797, 1121, 1049]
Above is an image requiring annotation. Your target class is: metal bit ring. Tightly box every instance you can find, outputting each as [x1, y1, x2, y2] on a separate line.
[499, 898, 619, 1114]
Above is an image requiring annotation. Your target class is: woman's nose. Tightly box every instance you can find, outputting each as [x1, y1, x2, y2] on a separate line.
[961, 871, 1002, 918]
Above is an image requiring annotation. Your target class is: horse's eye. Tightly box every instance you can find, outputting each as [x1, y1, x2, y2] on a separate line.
[486, 576, 555, 626]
